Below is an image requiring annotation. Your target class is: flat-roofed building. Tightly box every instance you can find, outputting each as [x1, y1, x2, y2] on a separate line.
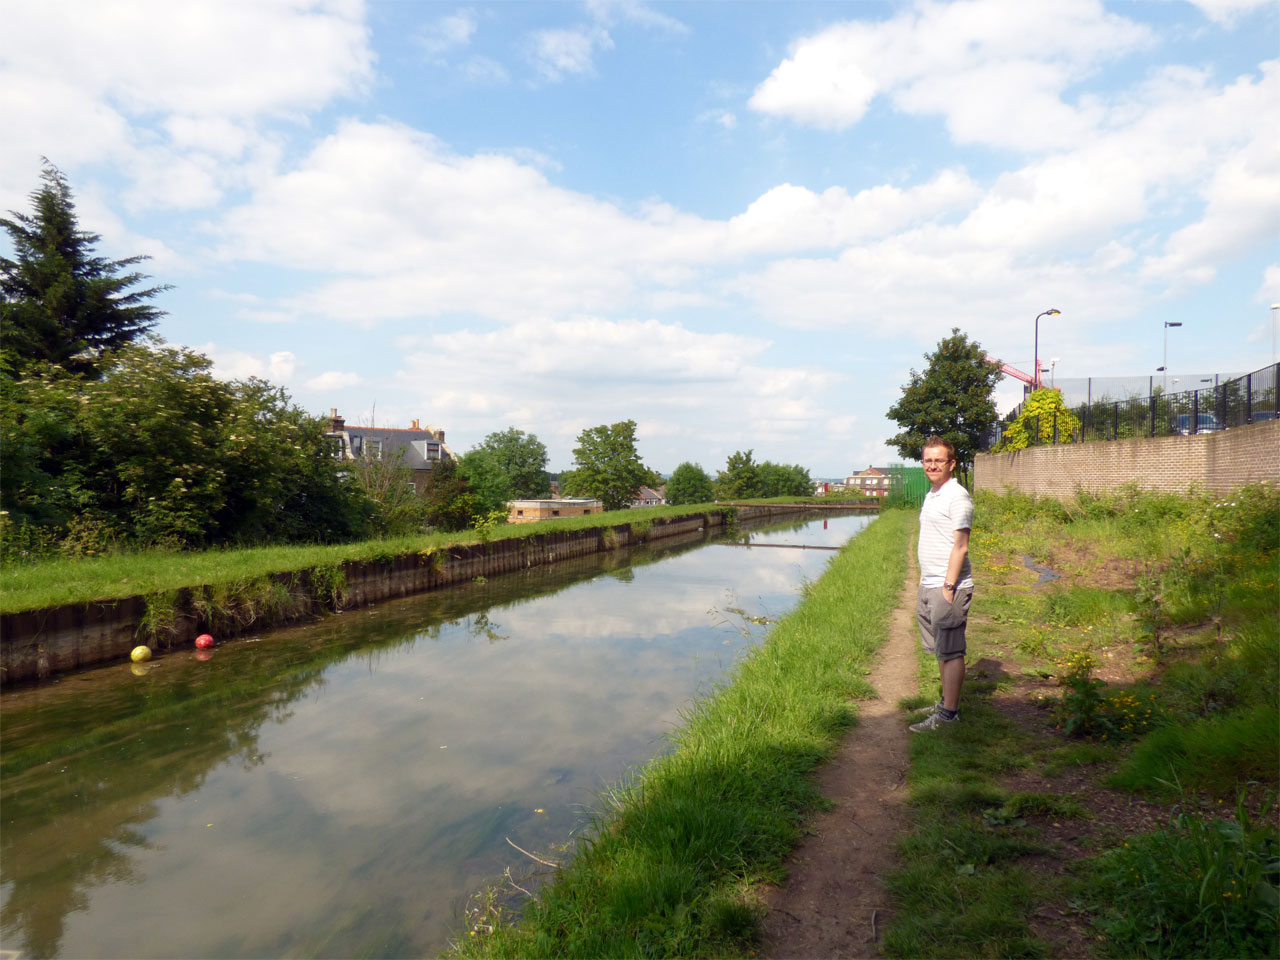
[507, 498, 604, 523]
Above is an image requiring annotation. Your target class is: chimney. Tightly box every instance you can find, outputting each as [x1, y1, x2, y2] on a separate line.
[435, 429, 445, 442]
[328, 408, 345, 433]
[411, 418, 420, 430]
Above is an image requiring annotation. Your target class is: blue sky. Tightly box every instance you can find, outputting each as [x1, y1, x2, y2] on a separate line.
[4, 0, 1277, 476]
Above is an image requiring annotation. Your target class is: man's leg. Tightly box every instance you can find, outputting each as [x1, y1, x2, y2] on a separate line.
[940, 655, 964, 712]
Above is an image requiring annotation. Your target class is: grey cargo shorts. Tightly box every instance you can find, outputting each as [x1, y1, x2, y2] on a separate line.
[917, 583, 973, 662]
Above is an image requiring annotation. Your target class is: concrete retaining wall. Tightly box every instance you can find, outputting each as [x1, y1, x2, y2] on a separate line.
[1, 505, 835, 687]
[975, 418, 1280, 500]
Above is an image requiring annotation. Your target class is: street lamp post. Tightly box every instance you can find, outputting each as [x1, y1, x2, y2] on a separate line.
[1162, 321, 1182, 392]
[1034, 309, 1061, 389]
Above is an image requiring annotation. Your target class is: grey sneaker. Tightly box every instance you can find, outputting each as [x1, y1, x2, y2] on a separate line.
[923, 700, 945, 716]
[910, 710, 959, 732]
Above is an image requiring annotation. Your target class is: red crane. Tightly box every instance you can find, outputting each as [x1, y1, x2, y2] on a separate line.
[985, 355, 1057, 391]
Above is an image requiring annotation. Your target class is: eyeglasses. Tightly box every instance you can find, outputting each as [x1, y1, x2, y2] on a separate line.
[922, 459, 952, 466]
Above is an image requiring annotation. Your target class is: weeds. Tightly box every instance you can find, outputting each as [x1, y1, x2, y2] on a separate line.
[309, 563, 346, 611]
[891, 483, 1279, 960]
[1055, 652, 1113, 738]
[137, 589, 182, 646]
[1089, 792, 1280, 959]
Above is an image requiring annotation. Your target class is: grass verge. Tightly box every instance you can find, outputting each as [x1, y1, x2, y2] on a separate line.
[453, 508, 911, 958]
[0, 502, 752, 614]
[886, 484, 1279, 959]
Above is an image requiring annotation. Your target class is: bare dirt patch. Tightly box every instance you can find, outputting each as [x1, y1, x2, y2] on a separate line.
[759, 552, 920, 959]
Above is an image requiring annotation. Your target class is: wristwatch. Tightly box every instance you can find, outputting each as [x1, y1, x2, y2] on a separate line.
[943, 582, 956, 591]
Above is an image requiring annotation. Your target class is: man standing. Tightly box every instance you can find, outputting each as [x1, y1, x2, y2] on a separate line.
[909, 436, 973, 732]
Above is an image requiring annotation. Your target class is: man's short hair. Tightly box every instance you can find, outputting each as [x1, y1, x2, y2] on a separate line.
[922, 436, 956, 461]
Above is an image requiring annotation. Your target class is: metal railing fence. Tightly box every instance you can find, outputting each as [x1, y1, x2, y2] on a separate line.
[985, 362, 1278, 449]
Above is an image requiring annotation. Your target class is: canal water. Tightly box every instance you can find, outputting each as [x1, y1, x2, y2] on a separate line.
[1, 512, 874, 959]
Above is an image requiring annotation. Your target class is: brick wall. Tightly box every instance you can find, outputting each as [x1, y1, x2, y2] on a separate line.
[975, 419, 1280, 499]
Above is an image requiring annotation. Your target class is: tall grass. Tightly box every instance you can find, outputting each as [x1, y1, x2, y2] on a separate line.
[889, 484, 1279, 959]
[454, 509, 911, 958]
[1089, 793, 1280, 960]
[0, 503, 737, 614]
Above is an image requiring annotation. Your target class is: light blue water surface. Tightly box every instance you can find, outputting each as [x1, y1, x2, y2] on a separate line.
[0, 512, 873, 959]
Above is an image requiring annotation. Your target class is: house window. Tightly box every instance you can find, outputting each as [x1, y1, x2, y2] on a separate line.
[327, 437, 345, 458]
[427, 443, 440, 460]
[351, 436, 362, 455]
[367, 439, 383, 460]
[583, 509, 591, 514]
[516, 509, 524, 516]
[552, 510, 560, 516]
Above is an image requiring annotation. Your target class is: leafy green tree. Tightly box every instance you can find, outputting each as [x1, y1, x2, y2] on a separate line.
[714, 450, 760, 500]
[757, 461, 813, 497]
[994, 388, 1082, 451]
[664, 461, 714, 505]
[561, 419, 649, 510]
[473, 427, 549, 498]
[421, 456, 477, 532]
[1, 163, 169, 377]
[886, 328, 1001, 483]
[457, 448, 514, 517]
[0, 360, 89, 533]
[1, 344, 373, 552]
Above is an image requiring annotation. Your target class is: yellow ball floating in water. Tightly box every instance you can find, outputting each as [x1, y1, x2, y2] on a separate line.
[130, 645, 152, 663]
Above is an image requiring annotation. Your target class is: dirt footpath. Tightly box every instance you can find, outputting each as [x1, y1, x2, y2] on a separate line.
[760, 549, 920, 959]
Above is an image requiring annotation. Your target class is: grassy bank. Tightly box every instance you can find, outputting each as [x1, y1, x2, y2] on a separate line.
[885, 485, 1279, 960]
[0, 502, 743, 615]
[454, 508, 912, 958]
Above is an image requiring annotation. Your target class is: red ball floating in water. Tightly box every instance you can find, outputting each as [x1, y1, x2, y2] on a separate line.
[195, 634, 215, 650]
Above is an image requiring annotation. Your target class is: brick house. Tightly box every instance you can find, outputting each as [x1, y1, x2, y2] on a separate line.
[845, 465, 893, 497]
[325, 409, 455, 491]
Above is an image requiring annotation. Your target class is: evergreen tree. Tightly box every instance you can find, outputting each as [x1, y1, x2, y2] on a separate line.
[1, 162, 169, 376]
[886, 328, 1001, 484]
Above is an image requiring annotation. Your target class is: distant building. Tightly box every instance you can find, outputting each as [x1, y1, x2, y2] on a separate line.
[632, 485, 665, 507]
[845, 466, 893, 498]
[324, 409, 454, 491]
[507, 498, 604, 523]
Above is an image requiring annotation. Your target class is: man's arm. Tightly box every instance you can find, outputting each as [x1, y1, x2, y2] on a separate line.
[942, 527, 970, 603]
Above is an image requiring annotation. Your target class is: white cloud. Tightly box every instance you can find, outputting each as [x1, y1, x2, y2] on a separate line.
[584, 0, 689, 36]
[197, 344, 298, 383]
[211, 122, 990, 325]
[1185, 0, 1273, 24]
[0, 0, 374, 207]
[528, 26, 610, 80]
[460, 55, 510, 84]
[524, 0, 687, 82]
[697, 109, 738, 130]
[1142, 131, 1280, 288]
[417, 8, 477, 58]
[749, 0, 1152, 149]
[305, 370, 364, 390]
[391, 317, 841, 468]
[1257, 266, 1280, 305]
